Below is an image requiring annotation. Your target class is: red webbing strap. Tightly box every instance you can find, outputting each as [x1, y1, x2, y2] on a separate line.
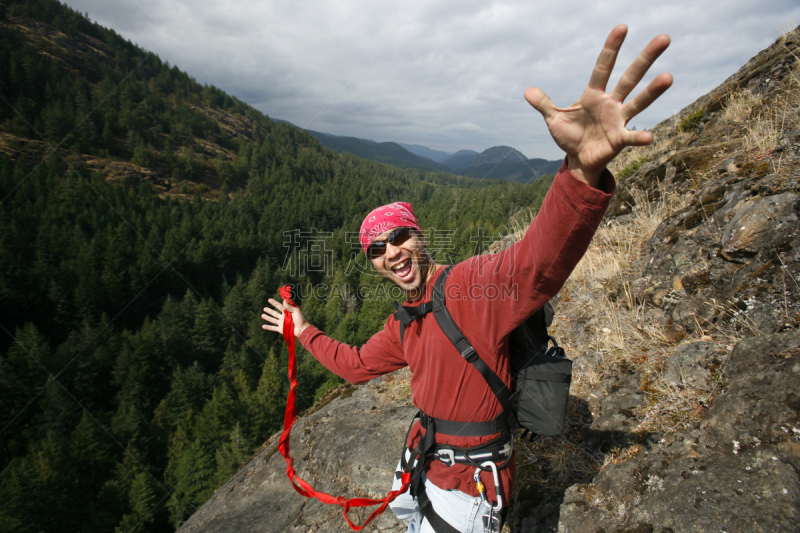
[276, 286, 411, 531]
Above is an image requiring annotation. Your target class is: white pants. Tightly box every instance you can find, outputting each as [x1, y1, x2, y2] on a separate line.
[389, 458, 499, 533]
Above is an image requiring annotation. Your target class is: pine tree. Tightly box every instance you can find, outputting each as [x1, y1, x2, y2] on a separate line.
[115, 470, 162, 533]
[211, 423, 251, 489]
[165, 439, 215, 528]
[192, 382, 240, 443]
[248, 349, 285, 440]
[191, 299, 228, 372]
[0, 324, 52, 462]
[70, 410, 119, 502]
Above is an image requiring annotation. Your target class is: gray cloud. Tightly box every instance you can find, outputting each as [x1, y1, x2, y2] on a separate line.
[63, 0, 800, 159]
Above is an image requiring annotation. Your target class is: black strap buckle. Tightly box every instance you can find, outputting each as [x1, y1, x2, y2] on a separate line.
[392, 302, 414, 326]
[458, 343, 477, 361]
[393, 301, 433, 326]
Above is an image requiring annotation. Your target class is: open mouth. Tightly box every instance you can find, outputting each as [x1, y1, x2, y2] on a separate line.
[391, 258, 414, 283]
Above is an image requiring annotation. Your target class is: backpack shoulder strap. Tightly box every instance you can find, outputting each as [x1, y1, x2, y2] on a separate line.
[524, 301, 554, 347]
[430, 266, 517, 427]
[392, 300, 433, 344]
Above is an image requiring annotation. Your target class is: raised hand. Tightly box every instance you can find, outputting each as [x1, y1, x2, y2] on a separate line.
[261, 298, 310, 338]
[524, 24, 673, 187]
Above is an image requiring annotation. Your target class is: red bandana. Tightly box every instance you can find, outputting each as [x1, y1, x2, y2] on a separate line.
[358, 201, 422, 253]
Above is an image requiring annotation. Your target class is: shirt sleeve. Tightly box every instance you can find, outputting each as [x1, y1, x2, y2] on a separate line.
[452, 161, 616, 354]
[298, 317, 407, 385]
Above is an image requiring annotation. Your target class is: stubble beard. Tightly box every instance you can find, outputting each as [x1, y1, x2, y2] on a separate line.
[396, 250, 434, 301]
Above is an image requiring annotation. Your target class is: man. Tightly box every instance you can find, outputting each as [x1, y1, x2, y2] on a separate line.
[262, 25, 672, 533]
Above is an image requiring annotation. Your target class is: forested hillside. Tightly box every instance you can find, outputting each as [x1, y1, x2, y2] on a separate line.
[0, 1, 556, 531]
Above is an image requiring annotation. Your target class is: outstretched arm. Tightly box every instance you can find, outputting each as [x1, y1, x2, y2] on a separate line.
[262, 298, 406, 384]
[525, 24, 673, 188]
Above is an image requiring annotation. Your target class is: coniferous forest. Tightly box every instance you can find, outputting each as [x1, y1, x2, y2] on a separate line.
[0, 1, 556, 531]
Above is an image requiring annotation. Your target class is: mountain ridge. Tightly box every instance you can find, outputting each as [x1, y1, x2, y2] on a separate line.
[397, 142, 454, 163]
[308, 131, 562, 182]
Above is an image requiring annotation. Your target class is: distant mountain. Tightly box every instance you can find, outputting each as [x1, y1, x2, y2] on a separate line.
[397, 143, 455, 163]
[307, 131, 448, 172]
[443, 146, 561, 182]
[464, 145, 527, 167]
[457, 157, 562, 182]
[441, 149, 480, 169]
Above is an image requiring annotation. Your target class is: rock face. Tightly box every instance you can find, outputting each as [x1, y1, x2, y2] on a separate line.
[549, 27, 800, 533]
[514, 27, 800, 532]
[178, 376, 416, 533]
[558, 331, 800, 533]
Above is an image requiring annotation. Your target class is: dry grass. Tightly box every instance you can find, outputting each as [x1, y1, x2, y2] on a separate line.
[743, 109, 785, 153]
[508, 186, 693, 399]
[382, 367, 413, 402]
[725, 43, 800, 155]
[571, 188, 687, 284]
[509, 183, 696, 513]
[530, 177, 745, 456]
[515, 432, 604, 486]
[722, 89, 760, 123]
[556, 180, 740, 418]
[636, 365, 724, 436]
[508, 207, 536, 239]
[778, 20, 799, 42]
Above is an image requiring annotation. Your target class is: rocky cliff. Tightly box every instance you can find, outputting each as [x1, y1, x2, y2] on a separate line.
[177, 372, 417, 533]
[180, 28, 800, 533]
[535, 25, 800, 533]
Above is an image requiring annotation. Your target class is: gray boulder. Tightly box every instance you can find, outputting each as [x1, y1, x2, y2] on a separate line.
[720, 193, 799, 261]
[557, 331, 800, 533]
[177, 375, 416, 533]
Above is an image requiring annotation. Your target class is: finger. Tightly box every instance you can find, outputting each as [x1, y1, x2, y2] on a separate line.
[262, 305, 283, 318]
[261, 312, 280, 324]
[524, 87, 557, 122]
[611, 34, 671, 102]
[622, 72, 673, 121]
[621, 129, 654, 147]
[267, 298, 285, 311]
[588, 24, 628, 91]
[261, 323, 279, 332]
[282, 299, 299, 313]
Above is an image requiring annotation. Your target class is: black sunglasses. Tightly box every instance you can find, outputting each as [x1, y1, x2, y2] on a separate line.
[366, 227, 414, 259]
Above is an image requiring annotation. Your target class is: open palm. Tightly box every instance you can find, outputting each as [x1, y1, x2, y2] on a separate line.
[525, 25, 673, 186]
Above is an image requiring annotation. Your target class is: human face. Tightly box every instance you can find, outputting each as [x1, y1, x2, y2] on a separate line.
[368, 227, 431, 298]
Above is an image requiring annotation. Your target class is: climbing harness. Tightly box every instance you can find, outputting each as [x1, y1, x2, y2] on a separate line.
[276, 285, 411, 531]
[395, 410, 512, 532]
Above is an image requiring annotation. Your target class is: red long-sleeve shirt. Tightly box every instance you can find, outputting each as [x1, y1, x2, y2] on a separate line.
[299, 162, 615, 501]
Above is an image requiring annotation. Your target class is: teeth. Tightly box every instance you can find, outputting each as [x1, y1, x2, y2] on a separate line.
[392, 259, 409, 271]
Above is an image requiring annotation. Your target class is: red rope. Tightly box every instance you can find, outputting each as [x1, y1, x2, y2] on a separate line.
[277, 286, 410, 531]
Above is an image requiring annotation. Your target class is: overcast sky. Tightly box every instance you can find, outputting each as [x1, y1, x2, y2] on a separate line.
[62, 0, 800, 160]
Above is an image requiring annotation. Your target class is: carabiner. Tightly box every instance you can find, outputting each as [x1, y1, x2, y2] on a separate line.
[474, 461, 502, 511]
[476, 462, 503, 533]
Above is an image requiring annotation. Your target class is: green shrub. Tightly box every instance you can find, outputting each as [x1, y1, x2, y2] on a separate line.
[617, 157, 647, 180]
[678, 107, 704, 133]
